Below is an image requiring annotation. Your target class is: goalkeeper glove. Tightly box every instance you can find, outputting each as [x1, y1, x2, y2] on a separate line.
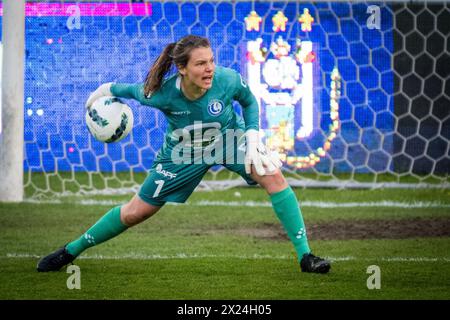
[244, 129, 282, 176]
[85, 83, 113, 108]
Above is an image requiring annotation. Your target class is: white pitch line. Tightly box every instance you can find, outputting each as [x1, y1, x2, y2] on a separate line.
[4, 253, 450, 262]
[193, 200, 450, 209]
[23, 199, 450, 209]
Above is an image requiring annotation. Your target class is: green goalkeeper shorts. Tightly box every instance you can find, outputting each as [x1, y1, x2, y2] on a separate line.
[138, 143, 257, 207]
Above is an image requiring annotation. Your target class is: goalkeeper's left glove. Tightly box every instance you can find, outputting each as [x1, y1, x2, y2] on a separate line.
[244, 129, 282, 176]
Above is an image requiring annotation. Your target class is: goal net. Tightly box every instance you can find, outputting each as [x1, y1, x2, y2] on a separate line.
[1, 0, 448, 199]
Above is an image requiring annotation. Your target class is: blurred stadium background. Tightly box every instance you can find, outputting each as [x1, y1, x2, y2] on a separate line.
[0, 0, 449, 300]
[1, 0, 449, 198]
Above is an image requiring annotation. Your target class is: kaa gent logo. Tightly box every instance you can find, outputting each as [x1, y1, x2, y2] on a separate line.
[207, 99, 224, 116]
[67, 265, 81, 290]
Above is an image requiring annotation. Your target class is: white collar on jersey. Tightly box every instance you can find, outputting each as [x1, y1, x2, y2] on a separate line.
[175, 75, 181, 90]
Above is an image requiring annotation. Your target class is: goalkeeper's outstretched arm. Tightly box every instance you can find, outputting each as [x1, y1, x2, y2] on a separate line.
[85, 82, 148, 108]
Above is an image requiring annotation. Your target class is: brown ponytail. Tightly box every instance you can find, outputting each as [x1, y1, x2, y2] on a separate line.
[144, 35, 211, 96]
[144, 42, 176, 96]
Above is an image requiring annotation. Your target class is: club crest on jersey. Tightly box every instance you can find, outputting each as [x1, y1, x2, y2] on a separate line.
[207, 99, 224, 116]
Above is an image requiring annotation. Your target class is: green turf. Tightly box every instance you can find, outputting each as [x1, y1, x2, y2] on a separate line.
[0, 187, 449, 299]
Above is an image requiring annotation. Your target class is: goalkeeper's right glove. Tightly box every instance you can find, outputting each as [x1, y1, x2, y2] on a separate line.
[244, 129, 282, 176]
[85, 82, 113, 108]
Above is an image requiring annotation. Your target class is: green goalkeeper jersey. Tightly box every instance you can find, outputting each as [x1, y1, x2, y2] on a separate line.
[111, 66, 259, 161]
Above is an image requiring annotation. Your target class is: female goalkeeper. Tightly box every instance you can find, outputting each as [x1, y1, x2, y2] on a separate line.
[37, 35, 330, 274]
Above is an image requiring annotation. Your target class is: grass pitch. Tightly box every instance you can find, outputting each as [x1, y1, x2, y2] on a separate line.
[0, 187, 449, 299]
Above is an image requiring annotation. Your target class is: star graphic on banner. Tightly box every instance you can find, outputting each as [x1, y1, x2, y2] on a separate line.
[272, 11, 288, 32]
[245, 11, 262, 32]
[298, 8, 314, 32]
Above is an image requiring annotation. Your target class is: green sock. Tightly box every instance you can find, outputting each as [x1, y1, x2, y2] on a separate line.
[270, 187, 311, 261]
[66, 206, 128, 257]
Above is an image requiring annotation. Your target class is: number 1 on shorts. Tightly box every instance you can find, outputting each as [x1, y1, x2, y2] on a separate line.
[153, 180, 165, 198]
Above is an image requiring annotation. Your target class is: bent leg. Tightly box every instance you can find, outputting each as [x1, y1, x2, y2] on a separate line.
[66, 195, 162, 257]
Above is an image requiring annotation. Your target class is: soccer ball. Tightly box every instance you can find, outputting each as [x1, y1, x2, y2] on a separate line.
[85, 96, 133, 143]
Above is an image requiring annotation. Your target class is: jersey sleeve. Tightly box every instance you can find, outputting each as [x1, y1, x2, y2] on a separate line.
[231, 71, 259, 131]
[110, 83, 165, 110]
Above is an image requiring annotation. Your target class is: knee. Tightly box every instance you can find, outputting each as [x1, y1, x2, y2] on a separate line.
[121, 202, 155, 227]
[270, 170, 288, 189]
[254, 169, 288, 193]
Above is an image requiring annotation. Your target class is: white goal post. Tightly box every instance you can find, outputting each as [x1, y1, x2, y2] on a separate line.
[0, 0, 25, 202]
